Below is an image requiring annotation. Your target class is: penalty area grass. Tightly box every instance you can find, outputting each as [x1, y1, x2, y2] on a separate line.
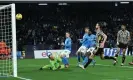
[2, 56, 133, 80]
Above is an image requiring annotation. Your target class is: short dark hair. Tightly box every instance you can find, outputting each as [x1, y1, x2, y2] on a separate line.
[121, 25, 126, 27]
[66, 32, 70, 34]
[85, 27, 89, 29]
[97, 22, 107, 28]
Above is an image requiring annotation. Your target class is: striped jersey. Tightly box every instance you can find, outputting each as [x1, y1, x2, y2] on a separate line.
[96, 30, 105, 47]
[117, 30, 130, 44]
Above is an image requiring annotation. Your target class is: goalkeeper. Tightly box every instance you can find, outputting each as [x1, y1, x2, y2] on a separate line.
[39, 52, 65, 70]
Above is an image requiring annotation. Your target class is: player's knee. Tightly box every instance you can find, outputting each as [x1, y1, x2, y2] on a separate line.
[122, 49, 126, 54]
[81, 53, 85, 57]
[122, 54, 126, 57]
[89, 56, 93, 59]
[116, 48, 120, 53]
[100, 56, 104, 60]
[76, 52, 80, 56]
[76, 52, 78, 55]
[117, 48, 120, 51]
[89, 55, 94, 59]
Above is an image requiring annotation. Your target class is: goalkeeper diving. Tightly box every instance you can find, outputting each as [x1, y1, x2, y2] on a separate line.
[39, 32, 72, 70]
[39, 52, 66, 70]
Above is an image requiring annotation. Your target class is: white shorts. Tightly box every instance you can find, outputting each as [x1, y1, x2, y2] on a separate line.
[77, 46, 88, 55]
[87, 47, 95, 55]
[60, 50, 71, 58]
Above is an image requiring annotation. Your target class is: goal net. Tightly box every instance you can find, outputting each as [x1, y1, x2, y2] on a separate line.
[0, 4, 17, 77]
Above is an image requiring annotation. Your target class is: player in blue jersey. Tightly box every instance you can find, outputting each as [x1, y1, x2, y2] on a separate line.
[78, 30, 96, 68]
[60, 32, 72, 68]
[89, 31, 96, 66]
[90, 31, 96, 47]
[79, 22, 117, 69]
[76, 27, 91, 65]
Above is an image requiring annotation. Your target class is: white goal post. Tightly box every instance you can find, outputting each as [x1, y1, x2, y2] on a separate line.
[0, 3, 17, 77]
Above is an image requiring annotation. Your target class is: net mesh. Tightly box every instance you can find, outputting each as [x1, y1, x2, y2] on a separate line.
[0, 5, 12, 77]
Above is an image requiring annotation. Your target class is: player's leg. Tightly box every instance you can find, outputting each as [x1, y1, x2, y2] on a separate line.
[77, 52, 81, 63]
[76, 46, 83, 63]
[55, 60, 65, 70]
[121, 48, 126, 66]
[60, 50, 70, 68]
[80, 47, 97, 69]
[97, 48, 117, 65]
[84, 54, 94, 68]
[76, 46, 85, 66]
[78, 47, 88, 65]
[114, 43, 121, 64]
[81, 53, 85, 60]
[62, 57, 69, 68]
[49, 60, 58, 70]
[40, 64, 52, 70]
[127, 46, 130, 56]
[115, 48, 120, 58]
[76, 50, 81, 63]
[91, 56, 96, 67]
[118, 43, 127, 66]
[48, 58, 65, 70]
[58, 65, 65, 69]
[79, 51, 94, 69]
[40, 60, 57, 70]
[97, 48, 116, 60]
[129, 47, 133, 65]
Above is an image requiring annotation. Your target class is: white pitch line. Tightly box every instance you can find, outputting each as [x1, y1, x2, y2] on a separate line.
[96, 64, 133, 69]
[16, 76, 32, 80]
[0, 73, 32, 80]
[9, 75, 32, 80]
[16, 63, 133, 80]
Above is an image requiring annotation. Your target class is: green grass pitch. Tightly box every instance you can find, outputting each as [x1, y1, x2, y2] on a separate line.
[2, 56, 133, 80]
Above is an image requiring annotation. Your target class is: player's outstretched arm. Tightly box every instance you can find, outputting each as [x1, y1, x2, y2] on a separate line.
[102, 33, 107, 44]
[39, 64, 51, 70]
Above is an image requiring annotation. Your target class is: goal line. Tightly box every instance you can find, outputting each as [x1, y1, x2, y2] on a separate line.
[0, 73, 32, 80]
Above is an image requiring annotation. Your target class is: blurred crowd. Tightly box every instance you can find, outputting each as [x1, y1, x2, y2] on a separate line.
[16, 3, 133, 50]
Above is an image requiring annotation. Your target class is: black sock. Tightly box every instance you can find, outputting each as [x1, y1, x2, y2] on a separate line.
[122, 55, 126, 64]
[104, 56, 116, 61]
[115, 54, 118, 58]
[84, 59, 92, 68]
[77, 54, 81, 62]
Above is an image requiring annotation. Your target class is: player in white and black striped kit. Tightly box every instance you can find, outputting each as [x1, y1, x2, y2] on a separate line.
[94, 22, 117, 63]
[79, 22, 117, 69]
[115, 25, 130, 66]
